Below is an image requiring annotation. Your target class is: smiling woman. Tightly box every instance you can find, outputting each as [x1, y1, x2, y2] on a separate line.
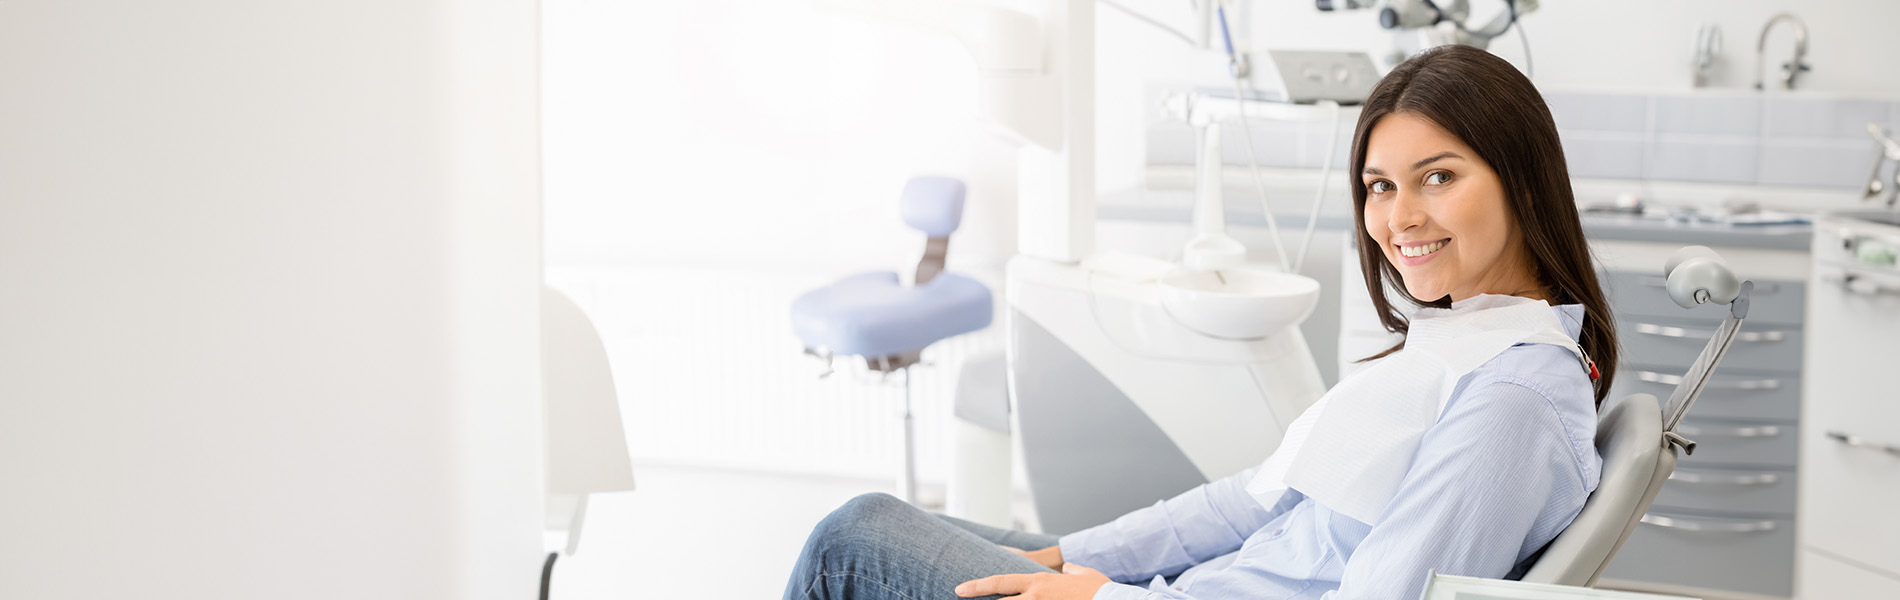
[1349, 45, 1620, 406]
[784, 44, 1622, 600]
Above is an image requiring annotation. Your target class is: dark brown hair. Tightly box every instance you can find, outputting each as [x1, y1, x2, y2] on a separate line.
[1348, 45, 1618, 406]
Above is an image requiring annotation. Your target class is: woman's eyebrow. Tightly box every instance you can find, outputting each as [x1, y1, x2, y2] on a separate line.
[1411, 151, 1463, 170]
[1363, 151, 1464, 177]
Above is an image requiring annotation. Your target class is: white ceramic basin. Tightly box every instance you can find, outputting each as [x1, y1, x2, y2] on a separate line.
[1157, 268, 1321, 340]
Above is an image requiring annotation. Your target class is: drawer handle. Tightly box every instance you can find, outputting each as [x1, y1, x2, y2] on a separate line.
[1640, 513, 1778, 533]
[1667, 470, 1781, 485]
[1641, 276, 1781, 295]
[1634, 322, 1786, 343]
[1673, 424, 1782, 438]
[1820, 268, 1900, 297]
[1825, 430, 1900, 457]
[1634, 370, 1782, 391]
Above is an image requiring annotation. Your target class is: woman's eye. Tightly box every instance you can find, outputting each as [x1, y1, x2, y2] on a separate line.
[1368, 180, 1393, 193]
[1424, 171, 1452, 185]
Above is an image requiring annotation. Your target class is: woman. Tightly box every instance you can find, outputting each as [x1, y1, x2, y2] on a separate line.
[783, 44, 1619, 600]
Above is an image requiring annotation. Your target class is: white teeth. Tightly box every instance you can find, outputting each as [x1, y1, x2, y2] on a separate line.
[1400, 240, 1446, 258]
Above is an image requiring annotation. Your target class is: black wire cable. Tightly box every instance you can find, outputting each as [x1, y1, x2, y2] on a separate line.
[540, 552, 558, 600]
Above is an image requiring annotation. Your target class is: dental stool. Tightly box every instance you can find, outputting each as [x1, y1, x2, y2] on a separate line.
[790, 176, 993, 504]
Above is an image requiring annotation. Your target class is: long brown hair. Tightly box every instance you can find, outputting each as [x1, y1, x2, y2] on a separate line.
[1348, 45, 1619, 407]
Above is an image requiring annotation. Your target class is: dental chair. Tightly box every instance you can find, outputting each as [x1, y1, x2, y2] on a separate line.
[790, 176, 994, 504]
[1520, 247, 1753, 588]
[541, 286, 637, 599]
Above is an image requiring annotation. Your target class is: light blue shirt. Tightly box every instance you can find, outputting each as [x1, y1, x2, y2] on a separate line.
[1059, 305, 1602, 600]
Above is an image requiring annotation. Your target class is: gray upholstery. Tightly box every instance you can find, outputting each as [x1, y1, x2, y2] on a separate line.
[1520, 393, 1679, 587]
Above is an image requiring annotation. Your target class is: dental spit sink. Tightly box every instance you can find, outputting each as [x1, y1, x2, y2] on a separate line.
[1157, 268, 1321, 340]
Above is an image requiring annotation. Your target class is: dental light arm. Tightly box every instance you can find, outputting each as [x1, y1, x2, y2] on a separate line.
[1320, 0, 1541, 51]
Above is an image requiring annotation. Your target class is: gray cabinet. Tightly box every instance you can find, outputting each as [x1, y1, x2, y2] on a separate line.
[1599, 269, 1806, 598]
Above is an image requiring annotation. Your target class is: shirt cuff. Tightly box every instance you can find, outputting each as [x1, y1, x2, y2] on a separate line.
[1059, 526, 1130, 581]
[1092, 581, 1168, 600]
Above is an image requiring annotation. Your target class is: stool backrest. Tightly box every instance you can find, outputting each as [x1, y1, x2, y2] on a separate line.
[900, 176, 966, 237]
[900, 176, 966, 285]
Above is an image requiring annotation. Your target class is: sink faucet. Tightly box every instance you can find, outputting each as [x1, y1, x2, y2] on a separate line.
[1754, 13, 1810, 90]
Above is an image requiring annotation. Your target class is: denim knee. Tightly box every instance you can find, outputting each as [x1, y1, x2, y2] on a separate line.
[813, 492, 908, 546]
[796, 493, 912, 577]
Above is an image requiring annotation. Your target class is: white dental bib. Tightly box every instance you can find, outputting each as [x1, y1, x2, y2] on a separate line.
[1246, 294, 1586, 525]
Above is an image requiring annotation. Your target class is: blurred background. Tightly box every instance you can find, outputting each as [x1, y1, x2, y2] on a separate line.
[7, 1, 1900, 599]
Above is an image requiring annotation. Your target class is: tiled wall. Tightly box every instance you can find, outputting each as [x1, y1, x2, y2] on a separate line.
[1149, 91, 1900, 190]
[1553, 92, 1898, 189]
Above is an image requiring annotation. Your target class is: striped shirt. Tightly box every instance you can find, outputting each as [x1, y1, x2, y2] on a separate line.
[1059, 304, 1602, 599]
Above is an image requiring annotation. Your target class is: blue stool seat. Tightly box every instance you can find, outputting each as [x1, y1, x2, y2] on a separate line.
[791, 270, 993, 359]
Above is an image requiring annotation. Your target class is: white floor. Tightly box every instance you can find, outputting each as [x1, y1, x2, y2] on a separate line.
[548, 464, 904, 599]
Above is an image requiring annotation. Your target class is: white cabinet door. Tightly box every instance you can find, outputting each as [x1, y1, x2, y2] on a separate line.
[1798, 273, 1900, 575]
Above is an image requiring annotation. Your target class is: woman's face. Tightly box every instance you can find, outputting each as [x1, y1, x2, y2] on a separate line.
[1360, 111, 1540, 303]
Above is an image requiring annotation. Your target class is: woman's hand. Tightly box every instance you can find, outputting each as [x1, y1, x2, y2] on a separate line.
[955, 563, 1111, 599]
[1001, 545, 1064, 571]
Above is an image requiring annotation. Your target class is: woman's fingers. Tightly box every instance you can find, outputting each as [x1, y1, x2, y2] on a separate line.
[1001, 545, 1028, 556]
[955, 573, 1037, 597]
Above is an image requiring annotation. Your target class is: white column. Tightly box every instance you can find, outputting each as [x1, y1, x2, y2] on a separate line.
[0, 2, 544, 598]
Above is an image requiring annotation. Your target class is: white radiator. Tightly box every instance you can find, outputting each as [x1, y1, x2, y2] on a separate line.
[549, 264, 1004, 483]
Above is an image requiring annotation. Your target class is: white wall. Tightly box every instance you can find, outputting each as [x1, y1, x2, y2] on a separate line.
[543, 0, 1019, 272]
[0, 2, 544, 598]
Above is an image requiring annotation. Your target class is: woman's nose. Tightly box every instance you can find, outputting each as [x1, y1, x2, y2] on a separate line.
[1387, 191, 1427, 233]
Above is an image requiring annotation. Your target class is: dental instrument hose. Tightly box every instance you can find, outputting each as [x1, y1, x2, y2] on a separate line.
[1218, 4, 1338, 274]
[1217, 4, 1294, 273]
[1294, 101, 1342, 273]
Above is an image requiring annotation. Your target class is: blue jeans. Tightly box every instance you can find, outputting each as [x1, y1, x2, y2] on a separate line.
[784, 493, 1061, 600]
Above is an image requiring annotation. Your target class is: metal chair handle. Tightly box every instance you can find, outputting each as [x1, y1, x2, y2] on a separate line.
[1673, 423, 1782, 438]
[1668, 470, 1781, 485]
[1826, 430, 1900, 456]
[1635, 369, 1781, 390]
[1635, 322, 1786, 343]
[1640, 513, 1778, 533]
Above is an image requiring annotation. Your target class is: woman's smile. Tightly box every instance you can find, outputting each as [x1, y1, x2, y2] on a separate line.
[1395, 238, 1450, 265]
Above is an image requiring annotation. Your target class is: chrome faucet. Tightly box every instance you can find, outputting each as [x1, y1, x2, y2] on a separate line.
[1754, 13, 1809, 90]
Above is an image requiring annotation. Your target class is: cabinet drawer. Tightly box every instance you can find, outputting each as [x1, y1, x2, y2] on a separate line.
[1620, 317, 1802, 373]
[1673, 417, 1798, 468]
[1610, 366, 1799, 421]
[1652, 466, 1797, 515]
[1797, 426, 1900, 575]
[1601, 510, 1794, 598]
[1799, 548, 1900, 600]
[1604, 269, 1805, 324]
